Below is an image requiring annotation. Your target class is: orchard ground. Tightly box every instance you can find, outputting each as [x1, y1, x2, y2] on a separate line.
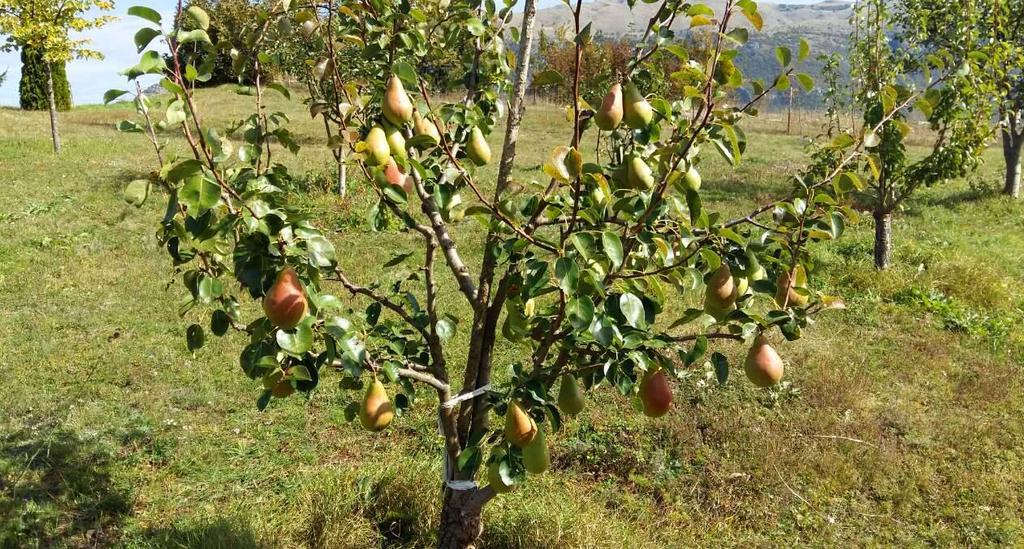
[1, 87, 1023, 547]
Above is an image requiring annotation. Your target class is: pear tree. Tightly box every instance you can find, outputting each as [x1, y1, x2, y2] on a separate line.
[108, 0, 961, 545]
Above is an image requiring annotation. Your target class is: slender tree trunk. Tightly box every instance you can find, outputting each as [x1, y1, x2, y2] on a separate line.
[873, 210, 892, 270]
[337, 150, 347, 198]
[1002, 126, 1022, 198]
[437, 488, 491, 549]
[45, 62, 62, 154]
[786, 87, 794, 135]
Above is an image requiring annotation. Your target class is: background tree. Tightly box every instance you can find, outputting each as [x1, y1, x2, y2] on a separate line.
[110, 0, 956, 545]
[0, 0, 114, 153]
[849, 0, 993, 269]
[19, 45, 71, 111]
[895, 0, 1024, 198]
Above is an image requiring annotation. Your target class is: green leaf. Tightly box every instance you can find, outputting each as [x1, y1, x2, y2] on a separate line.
[711, 352, 728, 385]
[566, 296, 595, 331]
[277, 320, 313, 355]
[392, 61, 417, 87]
[267, 83, 291, 100]
[306, 235, 337, 267]
[601, 231, 624, 270]
[104, 89, 129, 104]
[555, 257, 579, 294]
[134, 27, 162, 52]
[795, 73, 814, 92]
[619, 293, 646, 329]
[186, 324, 205, 351]
[179, 175, 221, 216]
[532, 70, 565, 87]
[211, 310, 231, 336]
[775, 46, 792, 67]
[123, 179, 150, 207]
[683, 336, 707, 365]
[798, 38, 810, 63]
[128, 6, 162, 25]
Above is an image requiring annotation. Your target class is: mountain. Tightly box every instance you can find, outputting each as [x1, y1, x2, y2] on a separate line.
[527, 0, 855, 106]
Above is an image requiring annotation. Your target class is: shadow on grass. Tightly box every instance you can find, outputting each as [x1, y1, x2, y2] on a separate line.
[0, 425, 131, 547]
[140, 518, 261, 549]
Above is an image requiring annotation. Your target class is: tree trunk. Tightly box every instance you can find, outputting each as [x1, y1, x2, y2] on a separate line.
[437, 488, 488, 549]
[337, 152, 347, 198]
[1003, 126, 1022, 198]
[873, 210, 892, 270]
[45, 62, 62, 154]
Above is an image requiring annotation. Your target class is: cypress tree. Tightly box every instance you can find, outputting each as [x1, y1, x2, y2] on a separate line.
[19, 46, 72, 112]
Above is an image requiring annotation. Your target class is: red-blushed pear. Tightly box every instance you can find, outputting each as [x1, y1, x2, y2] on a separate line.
[383, 158, 413, 194]
[263, 369, 295, 398]
[413, 110, 441, 147]
[639, 369, 673, 418]
[359, 378, 395, 431]
[704, 264, 737, 321]
[466, 127, 492, 166]
[557, 374, 585, 417]
[775, 266, 809, 308]
[622, 80, 654, 129]
[594, 83, 624, 130]
[504, 401, 537, 447]
[262, 267, 308, 330]
[364, 124, 391, 167]
[522, 426, 550, 474]
[744, 335, 784, 387]
[382, 75, 413, 126]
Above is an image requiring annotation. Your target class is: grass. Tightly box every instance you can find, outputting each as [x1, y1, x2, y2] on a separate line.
[1, 86, 1023, 548]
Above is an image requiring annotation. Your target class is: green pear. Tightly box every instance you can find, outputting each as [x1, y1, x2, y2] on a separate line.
[682, 166, 702, 191]
[622, 80, 653, 129]
[466, 127, 491, 166]
[364, 125, 391, 167]
[627, 154, 655, 189]
[704, 264, 737, 321]
[382, 75, 413, 126]
[383, 122, 407, 160]
[594, 83, 623, 130]
[413, 110, 441, 147]
[522, 427, 550, 474]
[557, 375, 585, 417]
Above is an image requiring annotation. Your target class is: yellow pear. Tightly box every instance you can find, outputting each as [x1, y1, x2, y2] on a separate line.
[382, 75, 413, 126]
[775, 267, 809, 308]
[383, 123, 407, 160]
[504, 401, 537, 448]
[263, 267, 308, 329]
[413, 110, 441, 147]
[744, 335, 784, 387]
[557, 375, 585, 417]
[627, 154, 655, 189]
[466, 127, 491, 166]
[639, 369, 673, 418]
[359, 378, 394, 431]
[522, 426, 550, 474]
[622, 80, 653, 129]
[704, 264, 737, 321]
[364, 125, 391, 167]
[594, 83, 623, 130]
[682, 166, 702, 191]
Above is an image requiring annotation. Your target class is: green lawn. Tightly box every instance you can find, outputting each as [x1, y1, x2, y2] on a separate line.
[1, 87, 1022, 548]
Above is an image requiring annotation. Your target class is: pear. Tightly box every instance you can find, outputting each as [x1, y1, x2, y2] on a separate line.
[466, 127, 492, 166]
[364, 125, 391, 167]
[412, 110, 441, 147]
[263, 267, 308, 330]
[682, 166, 702, 191]
[383, 158, 413, 194]
[298, 18, 318, 38]
[704, 264, 737, 321]
[263, 369, 295, 398]
[186, 6, 210, 30]
[382, 75, 413, 126]
[383, 123, 407, 160]
[734, 275, 750, 299]
[522, 427, 550, 474]
[313, 58, 333, 81]
[622, 80, 653, 129]
[594, 83, 624, 131]
[487, 459, 514, 493]
[627, 154, 655, 189]
[744, 335, 784, 387]
[774, 267, 809, 308]
[557, 375, 585, 417]
[504, 401, 537, 448]
[639, 369, 672, 418]
[359, 378, 395, 431]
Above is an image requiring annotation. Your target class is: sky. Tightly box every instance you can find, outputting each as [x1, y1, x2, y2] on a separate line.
[0, 0, 826, 107]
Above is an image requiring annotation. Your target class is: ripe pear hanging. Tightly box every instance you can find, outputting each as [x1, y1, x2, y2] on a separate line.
[622, 80, 654, 129]
[383, 158, 413, 194]
[744, 335, 784, 387]
[594, 83, 624, 130]
[775, 267, 809, 308]
[504, 401, 537, 447]
[384, 123, 408, 160]
[683, 166, 702, 191]
[466, 127, 492, 166]
[382, 75, 413, 126]
[365, 125, 391, 167]
[704, 264, 737, 321]
[413, 110, 441, 147]
[557, 375, 585, 417]
[359, 378, 395, 431]
[522, 426, 550, 474]
[627, 154, 655, 189]
[639, 369, 672, 418]
[262, 267, 308, 330]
